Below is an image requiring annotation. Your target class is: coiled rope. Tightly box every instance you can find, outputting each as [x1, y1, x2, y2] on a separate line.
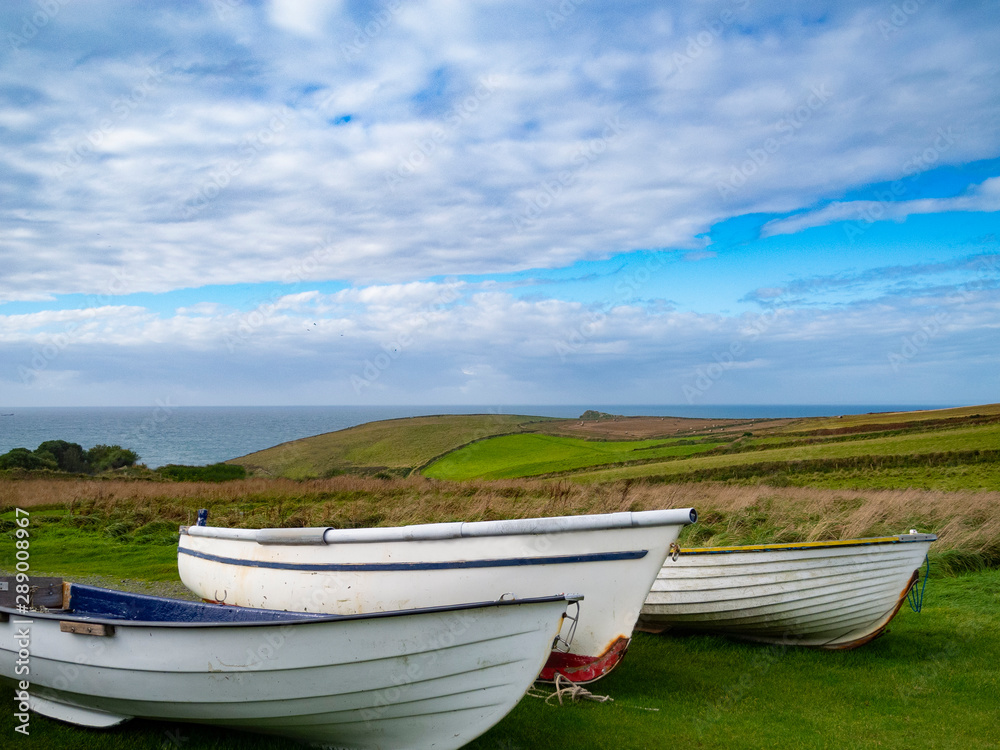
[528, 674, 613, 706]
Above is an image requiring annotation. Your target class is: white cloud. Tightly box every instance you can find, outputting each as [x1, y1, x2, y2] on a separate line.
[762, 178, 1000, 237]
[268, 0, 341, 38]
[1, 1, 998, 406]
[1, 1, 997, 301]
[1, 274, 997, 405]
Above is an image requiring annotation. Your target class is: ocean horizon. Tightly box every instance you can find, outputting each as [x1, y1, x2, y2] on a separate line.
[0, 403, 961, 469]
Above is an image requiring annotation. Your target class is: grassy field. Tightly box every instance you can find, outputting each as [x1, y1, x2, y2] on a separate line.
[2, 569, 997, 749]
[569, 422, 1000, 485]
[3, 404, 1000, 749]
[4, 480, 999, 576]
[469, 571, 1000, 750]
[423, 418, 1000, 489]
[225, 404, 1000, 487]
[228, 414, 553, 478]
[424, 433, 728, 479]
[773, 403, 1000, 432]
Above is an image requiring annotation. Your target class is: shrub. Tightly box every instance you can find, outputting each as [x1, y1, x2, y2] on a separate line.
[155, 463, 247, 482]
[36, 440, 91, 473]
[88, 445, 140, 472]
[0, 447, 58, 471]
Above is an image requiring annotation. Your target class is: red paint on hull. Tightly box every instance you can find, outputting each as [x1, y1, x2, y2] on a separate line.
[539, 636, 630, 684]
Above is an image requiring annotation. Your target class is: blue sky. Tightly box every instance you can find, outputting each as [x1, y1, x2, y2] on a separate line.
[1, 0, 998, 408]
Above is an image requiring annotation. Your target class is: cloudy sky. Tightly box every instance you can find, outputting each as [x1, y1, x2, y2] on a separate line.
[1, 0, 998, 408]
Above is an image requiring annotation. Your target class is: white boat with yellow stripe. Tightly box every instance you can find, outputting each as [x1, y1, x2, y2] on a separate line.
[638, 532, 935, 649]
[178, 507, 697, 683]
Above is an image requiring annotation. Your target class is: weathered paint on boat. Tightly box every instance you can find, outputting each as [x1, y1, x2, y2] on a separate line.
[177, 508, 698, 683]
[1, 582, 574, 749]
[638, 533, 935, 648]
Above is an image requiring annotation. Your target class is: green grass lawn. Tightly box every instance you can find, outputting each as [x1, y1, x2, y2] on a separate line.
[423, 433, 726, 480]
[0, 508, 180, 581]
[2, 569, 997, 749]
[417, 422, 1000, 489]
[468, 569, 1000, 750]
[571, 423, 1000, 484]
[771, 464, 1000, 491]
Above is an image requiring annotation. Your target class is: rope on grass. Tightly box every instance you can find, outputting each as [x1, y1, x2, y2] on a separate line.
[528, 674, 613, 706]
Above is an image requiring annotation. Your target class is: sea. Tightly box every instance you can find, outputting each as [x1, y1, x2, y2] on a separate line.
[0, 404, 956, 469]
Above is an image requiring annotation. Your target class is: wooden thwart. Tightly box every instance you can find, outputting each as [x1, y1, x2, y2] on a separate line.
[59, 621, 115, 637]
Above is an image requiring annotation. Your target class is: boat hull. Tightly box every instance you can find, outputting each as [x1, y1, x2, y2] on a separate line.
[178, 509, 697, 683]
[638, 533, 935, 648]
[1, 584, 571, 749]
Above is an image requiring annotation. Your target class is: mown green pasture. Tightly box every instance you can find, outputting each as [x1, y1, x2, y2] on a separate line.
[420, 422, 1000, 490]
[423, 433, 726, 480]
[570, 423, 1000, 486]
[2, 570, 997, 749]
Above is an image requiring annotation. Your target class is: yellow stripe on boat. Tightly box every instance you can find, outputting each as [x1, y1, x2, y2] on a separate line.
[679, 536, 904, 555]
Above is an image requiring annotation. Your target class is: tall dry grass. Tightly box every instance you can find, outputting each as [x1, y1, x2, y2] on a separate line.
[3, 477, 998, 570]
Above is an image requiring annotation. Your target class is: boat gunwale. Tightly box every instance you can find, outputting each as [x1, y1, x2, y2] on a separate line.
[676, 534, 936, 556]
[0, 583, 577, 630]
[180, 507, 698, 545]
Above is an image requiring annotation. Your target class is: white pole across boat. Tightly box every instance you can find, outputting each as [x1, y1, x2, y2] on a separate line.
[178, 507, 698, 683]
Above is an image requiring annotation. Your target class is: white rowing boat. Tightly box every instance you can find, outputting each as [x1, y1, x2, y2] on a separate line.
[1, 580, 575, 749]
[638, 532, 935, 648]
[178, 507, 698, 683]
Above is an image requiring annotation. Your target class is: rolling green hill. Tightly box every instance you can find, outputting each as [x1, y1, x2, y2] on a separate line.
[228, 413, 555, 478]
[421, 405, 1000, 487]
[228, 404, 1000, 489]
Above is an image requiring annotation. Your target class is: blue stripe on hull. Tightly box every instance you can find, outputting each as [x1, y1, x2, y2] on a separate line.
[178, 546, 648, 572]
